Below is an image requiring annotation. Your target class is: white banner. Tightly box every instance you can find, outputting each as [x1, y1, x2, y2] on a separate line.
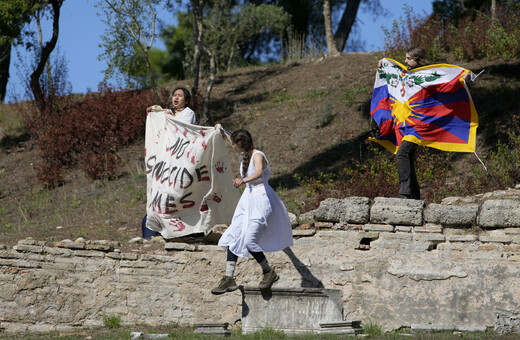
[145, 108, 240, 238]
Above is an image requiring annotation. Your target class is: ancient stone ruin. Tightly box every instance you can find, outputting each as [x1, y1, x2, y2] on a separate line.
[1, 186, 519, 334]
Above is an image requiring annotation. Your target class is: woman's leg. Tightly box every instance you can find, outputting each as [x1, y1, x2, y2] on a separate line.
[211, 249, 239, 295]
[397, 141, 420, 199]
[226, 249, 238, 277]
[250, 251, 270, 272]
[250, 250, 279, 290]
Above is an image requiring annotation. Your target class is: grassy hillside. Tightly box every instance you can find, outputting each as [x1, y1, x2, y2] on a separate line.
[1, 52, 519, 247]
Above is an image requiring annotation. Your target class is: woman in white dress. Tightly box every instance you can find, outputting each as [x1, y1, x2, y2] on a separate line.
[211, 129, 293, 294]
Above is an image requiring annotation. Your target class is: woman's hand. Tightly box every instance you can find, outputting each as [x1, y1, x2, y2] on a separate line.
[378, 59, 383, 68]
[214, 124, 226, 137]
[233, 178, 244, 187]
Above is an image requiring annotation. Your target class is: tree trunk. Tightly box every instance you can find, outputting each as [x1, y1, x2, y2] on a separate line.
[143, 47, 160, 104]
[0, 42, 11, 102]
[30, 0, 62, 111]
[202, 45, 215, 125]
[191, 0, 203, 97]
[333, 0, 361, 53]
[36, 8, 54, 98]
[323, 0, 340, 57]
[491, 0, 496, 25]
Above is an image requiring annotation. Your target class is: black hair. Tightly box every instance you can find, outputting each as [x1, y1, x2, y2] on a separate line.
[231, 129, 254, 177]
[172, 87, 191, 106]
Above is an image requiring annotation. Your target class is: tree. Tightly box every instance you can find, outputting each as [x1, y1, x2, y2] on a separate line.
[0, 0, 38, 102]
[97, 0, 161, 103]
[332, 0, 362, 52]
[323, 0, 340, 56]
[190, 0, 204, 107]
[432, 0, 515, 24]
[29, 0, 64, 111]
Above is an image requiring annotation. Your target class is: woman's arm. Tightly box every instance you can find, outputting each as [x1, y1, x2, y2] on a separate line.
[233, 153, 265, 187]
[214, 124, 232, 143]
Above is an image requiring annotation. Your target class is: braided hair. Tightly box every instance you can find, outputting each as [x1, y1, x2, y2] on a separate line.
[231, 129, 254, 177]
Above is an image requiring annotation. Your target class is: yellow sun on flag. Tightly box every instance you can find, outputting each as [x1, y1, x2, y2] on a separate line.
[391, 99, 420, 128]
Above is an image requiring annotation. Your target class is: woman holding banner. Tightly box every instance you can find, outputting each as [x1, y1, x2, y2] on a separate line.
[142, 86, 197, 238]
[211, 129, 293, 294]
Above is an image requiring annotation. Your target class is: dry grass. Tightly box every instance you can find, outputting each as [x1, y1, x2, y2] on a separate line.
[1, 53, 520, 247]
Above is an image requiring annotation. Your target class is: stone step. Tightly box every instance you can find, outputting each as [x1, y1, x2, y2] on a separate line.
[241, 286, 361, 335]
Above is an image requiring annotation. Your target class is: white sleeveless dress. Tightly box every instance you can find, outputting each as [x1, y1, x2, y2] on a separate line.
[218, 151, 293, 258]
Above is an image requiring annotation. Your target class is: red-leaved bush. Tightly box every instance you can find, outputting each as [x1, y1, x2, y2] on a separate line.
[26, 84, 170, 187]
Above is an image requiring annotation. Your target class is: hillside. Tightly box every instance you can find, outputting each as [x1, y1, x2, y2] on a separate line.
[1, 52, 519, 247]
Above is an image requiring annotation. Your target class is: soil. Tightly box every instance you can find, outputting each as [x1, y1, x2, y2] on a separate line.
[1, 52, 519, 248]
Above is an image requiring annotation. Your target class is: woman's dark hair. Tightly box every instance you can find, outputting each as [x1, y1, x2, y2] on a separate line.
[172, 87, 191, 106]
[406, 47, 430, 68]
[231, 129, 254, 176]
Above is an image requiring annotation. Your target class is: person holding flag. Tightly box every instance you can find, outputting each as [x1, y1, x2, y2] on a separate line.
[372, 47, 478, 199]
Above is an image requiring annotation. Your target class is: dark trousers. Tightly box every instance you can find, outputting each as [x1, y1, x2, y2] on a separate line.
[227, 248, 266, 263]
[396, 141, 420, 199]
[141, 215, 160, 239]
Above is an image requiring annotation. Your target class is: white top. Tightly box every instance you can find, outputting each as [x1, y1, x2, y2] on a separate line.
[173, 107, 196, 125]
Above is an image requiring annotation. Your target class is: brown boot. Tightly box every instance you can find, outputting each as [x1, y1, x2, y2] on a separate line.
[258, 269, 279, 290]
[211, 276, 239, 295]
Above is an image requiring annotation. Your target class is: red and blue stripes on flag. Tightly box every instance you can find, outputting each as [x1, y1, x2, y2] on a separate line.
[369, 58, 478, 154]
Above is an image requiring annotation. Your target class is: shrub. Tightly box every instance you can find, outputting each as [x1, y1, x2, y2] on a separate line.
[382, 4, 520, 62]
[102, 314, 121, 329]
[25, 84, 170, 187]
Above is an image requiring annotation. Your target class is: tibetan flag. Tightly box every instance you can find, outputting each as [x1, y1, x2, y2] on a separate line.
[369, 58, 478, 154]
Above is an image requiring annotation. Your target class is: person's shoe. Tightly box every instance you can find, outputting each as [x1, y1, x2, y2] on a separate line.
[211, 276, 239, 295]
[397, 194, 410, 199]
[258, 269, 279, 290]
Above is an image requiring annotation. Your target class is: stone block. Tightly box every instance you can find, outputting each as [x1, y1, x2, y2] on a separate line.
[85, 244, 114, 252]
[447, 235, 477, 242]
[54, 241, 85, 250]
[17, 239, 47, 246]
[12, 245, 44, 254]
[141, 254, 173, 262]
[319, 321, 363, 335]
[414, 223, 443, 233]
[370, 197, 424, 226]
[310, 197, 370, 224]
[74, 250, 105, 258]
[479, 199, 520, 228]
[164, 243, 196, 251]
[194, 323, 231, 336]
[196, 245, 222, 252]
[479, 235, 512, 243]
[44, 247, 74, 256]
[504, 228, 520, 235]
[395, 226, 413, 232]
[412, 324, 486, 333]
[292, 229, 316, 237]
[413, 234, 446, 242]
[241, 287, 344, 334]
[424, 204, 478, 226]
[380, 232, 412, 241]
[363, 224, 394, 232]
[315, 222, 334, 228]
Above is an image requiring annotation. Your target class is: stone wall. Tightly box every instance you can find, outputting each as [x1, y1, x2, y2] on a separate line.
[1, 187, 520, 333]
